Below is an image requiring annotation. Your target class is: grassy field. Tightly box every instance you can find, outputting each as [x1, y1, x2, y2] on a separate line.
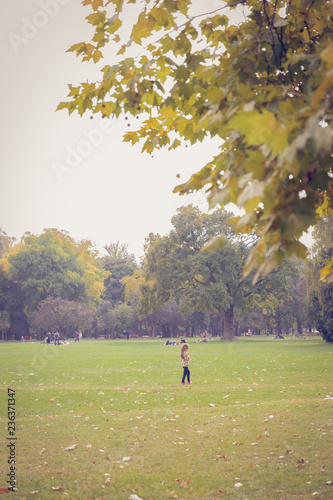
[0, 337, 332, 499]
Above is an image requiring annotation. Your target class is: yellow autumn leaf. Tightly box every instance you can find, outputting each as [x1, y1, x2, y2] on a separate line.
[123, 131, 140, 145]
[229, 110, 279, 146]
[271, 126, 289, 156]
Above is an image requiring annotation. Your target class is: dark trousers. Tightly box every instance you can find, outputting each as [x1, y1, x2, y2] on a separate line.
[182, 367, 191, 383]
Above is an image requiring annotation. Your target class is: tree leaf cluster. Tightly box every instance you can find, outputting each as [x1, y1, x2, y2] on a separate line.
[59, 0, 333, 281]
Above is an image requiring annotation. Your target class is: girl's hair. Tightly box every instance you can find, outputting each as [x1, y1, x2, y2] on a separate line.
[180, 343, 189, 359]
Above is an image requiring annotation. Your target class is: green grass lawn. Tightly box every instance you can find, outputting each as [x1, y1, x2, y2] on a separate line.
[0, 337, 332, 499]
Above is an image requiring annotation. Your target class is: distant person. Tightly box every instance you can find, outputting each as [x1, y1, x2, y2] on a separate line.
[126, 330, 130, 340]
[79, 331, 83, 342]
[180, 343, 192, 385]
[46, 332, 51, 345]
[180, 338, 186, 344]
[54, 331, 60, 345]
[74, 331, 80, 343]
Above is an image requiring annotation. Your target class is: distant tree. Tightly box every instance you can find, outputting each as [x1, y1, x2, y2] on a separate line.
[122, 269, 144, 309]
[95, 300, 115, 336]
[0, 229, 15, 258]
[112, 303, 134, 335]
[95, 300, 134, 337]
[0, 311, 10, 342]
[135, 280, 160, 337]
[142, 206, 251, 338]
[123, 268, 205, 337]
[279, 259, 307, 334]
[307, 214, 333, 342]
[104, 242, 132, 260]
[121, 269, 145, 335]
[101, 241, 138, 306]
[236, 257, 307, 336]
[8, 229, 107, 320]
[33, 297, 94, 337]
[0, 235, 29, 339]
[155, 301, 188, 338]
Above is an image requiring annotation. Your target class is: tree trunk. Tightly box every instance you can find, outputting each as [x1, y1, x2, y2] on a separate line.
[296, 316, 302, 335]
[222, 306, 235, 339]
[148, 317, 157, 337]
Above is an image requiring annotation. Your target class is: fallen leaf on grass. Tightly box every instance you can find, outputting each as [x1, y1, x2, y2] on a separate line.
[30, 491, 38, 495]
[0, 488, 8, 494]
[64, 445, 77, 451]
[175, 479, 190, 489]
[52, 486, 64, 491]
[234, 483, 243, 488]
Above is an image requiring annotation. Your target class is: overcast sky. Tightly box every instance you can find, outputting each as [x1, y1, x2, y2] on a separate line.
[1, 1, 312, 261]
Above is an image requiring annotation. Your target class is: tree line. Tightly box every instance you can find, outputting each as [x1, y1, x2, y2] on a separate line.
[0, 206, 332, 342]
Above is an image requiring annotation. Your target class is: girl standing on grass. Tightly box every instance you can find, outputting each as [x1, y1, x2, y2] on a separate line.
[180, 343, 192, 384]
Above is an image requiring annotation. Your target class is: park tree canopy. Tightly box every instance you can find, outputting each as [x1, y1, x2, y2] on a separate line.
[58, 0, 333, 281]
[8, 229, 108, 318]
[139, 206, 258, 338]
[100, 242, 138, 306]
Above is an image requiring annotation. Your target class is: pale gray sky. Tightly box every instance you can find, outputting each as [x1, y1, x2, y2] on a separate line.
[2, 0, 230, 260]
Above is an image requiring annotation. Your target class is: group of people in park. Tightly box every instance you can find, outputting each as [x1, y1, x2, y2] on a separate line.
[40, 331, 83, 345]
[74, 330, 84, 343]
[44, 331, 62, 345]
[122, 330, 131, 340]
[42, 327, 194, 385]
